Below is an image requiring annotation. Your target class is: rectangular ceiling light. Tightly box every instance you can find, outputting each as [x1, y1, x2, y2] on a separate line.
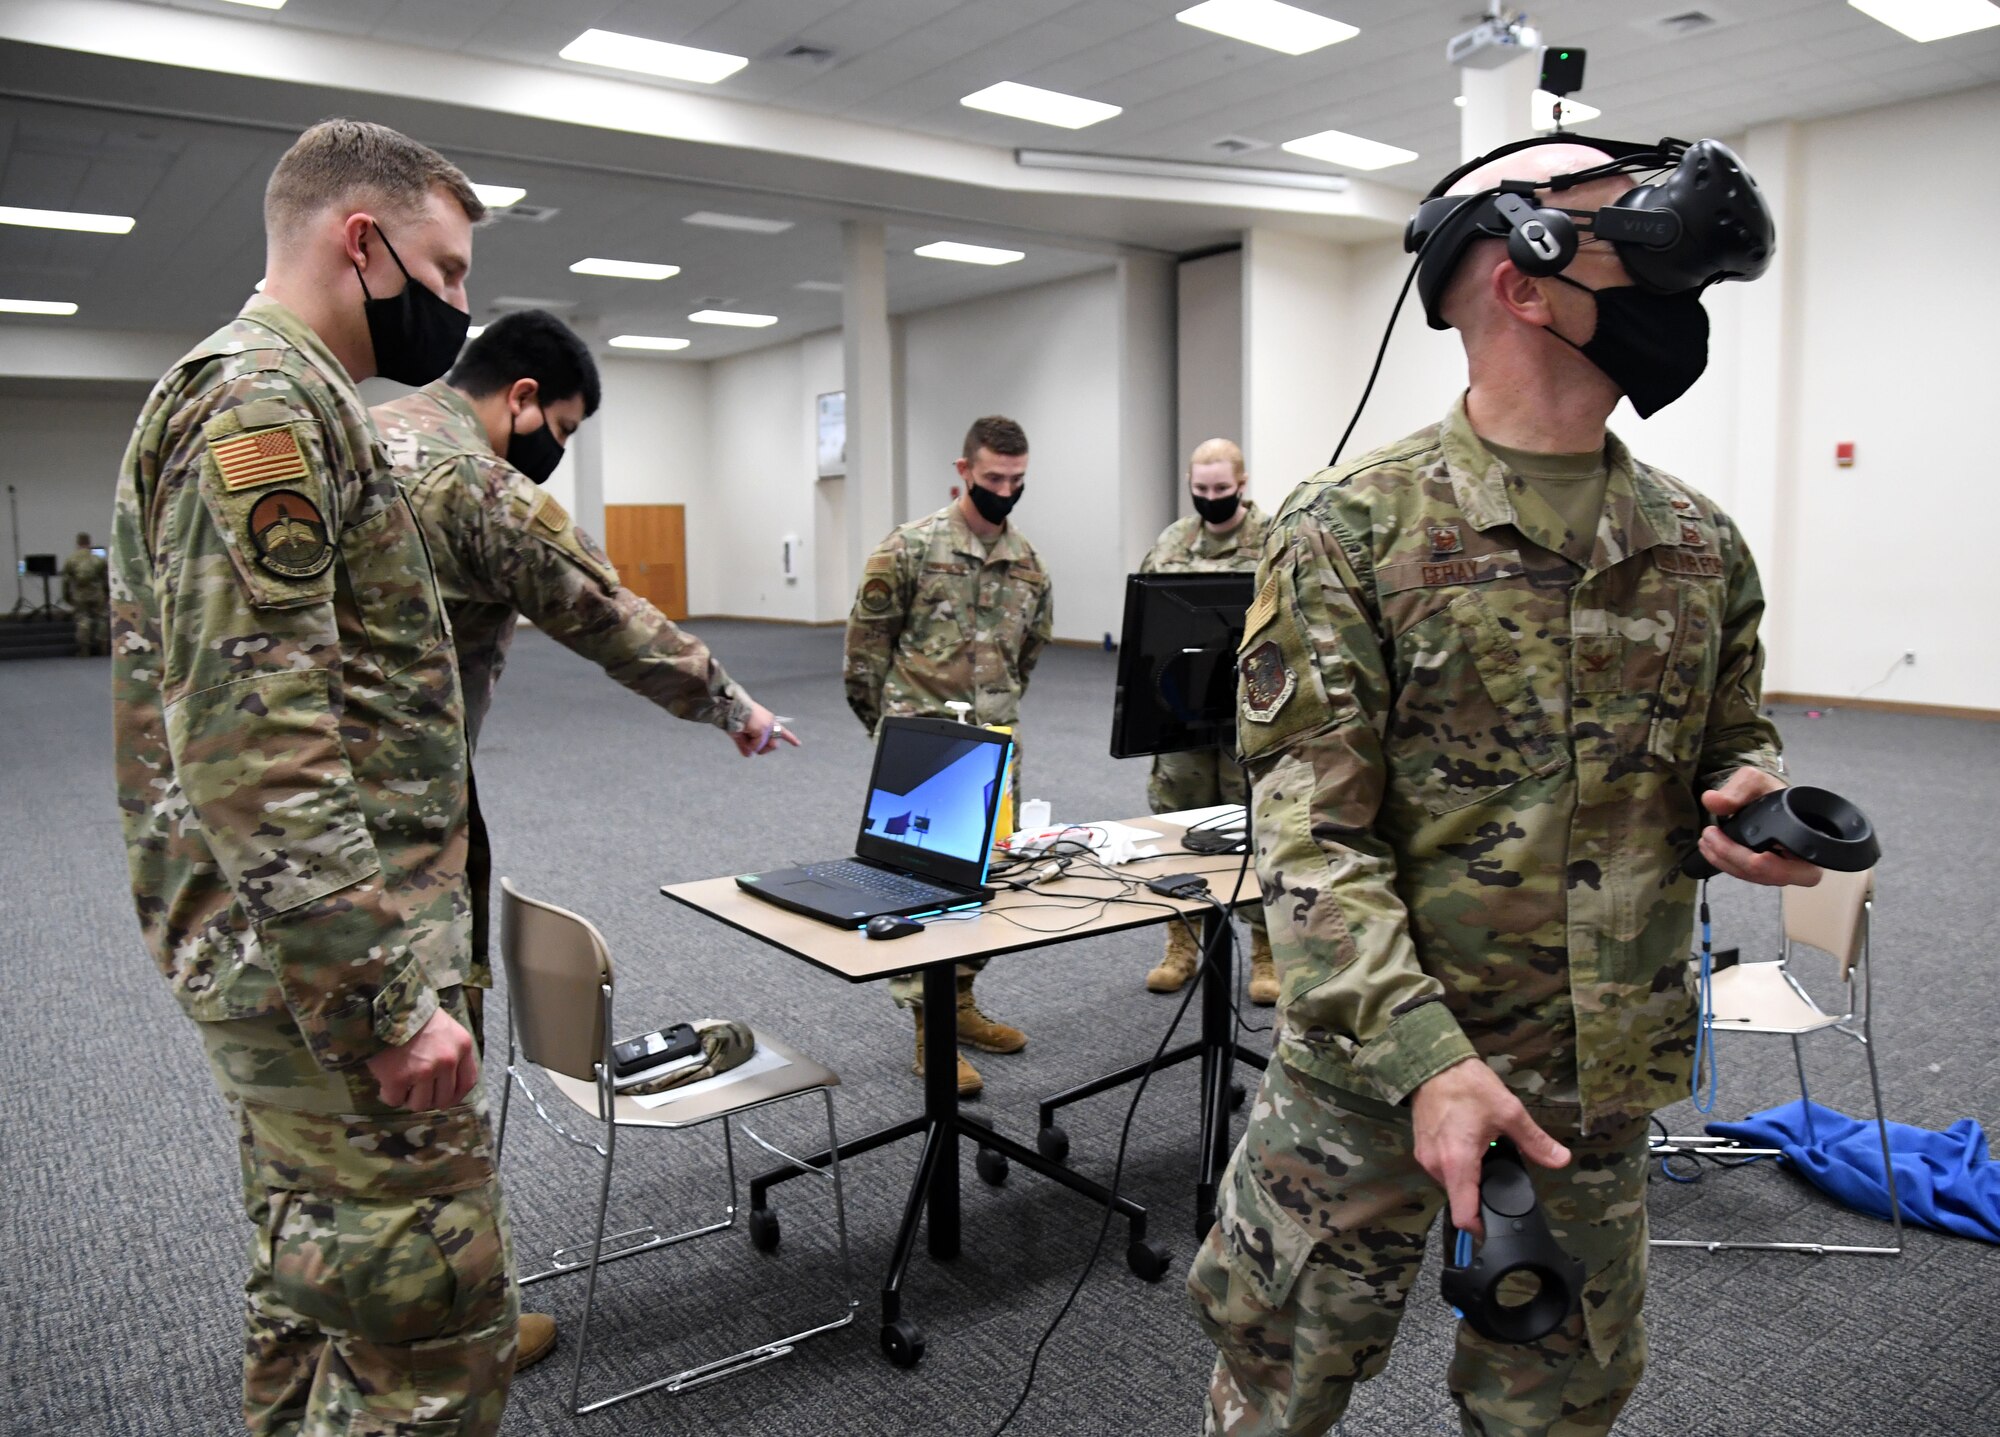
[219, 0, 286, 9]
[1848, 0, 2000, 41]
[0, 205, 135, 234]
[471, 184, 525, 209]
[1175, 0, 1358, 55]
[960, 81, 1121, 130]
[0, 298, 78, 315]
[609, 334, 692, 350]
[1531, 89, 1602, 129]
[559, 28, 748, 83]
[795, 280, 844, 292]
[684, 211, 794, 234]
[689, 309, 778, 327]
[914, 241, 1025, 265]
[1280, 127, 1417, 170]
[570, 257, 681, 280]
[466, 325, 486, 338]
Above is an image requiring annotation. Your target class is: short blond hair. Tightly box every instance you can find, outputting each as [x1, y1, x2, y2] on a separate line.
[1188, 437, 1245, 477]
[264, 118, 484, 242]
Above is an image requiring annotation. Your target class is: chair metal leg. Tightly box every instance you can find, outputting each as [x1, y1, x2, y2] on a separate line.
[568, 1117, 618, 1415]
[496, 1022, 515, 1163]
[1792, 1035, 1817, 1144]
[1864, 1033, 1904, 1253]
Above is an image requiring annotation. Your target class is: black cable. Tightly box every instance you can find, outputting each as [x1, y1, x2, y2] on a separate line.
[987, 908, 1211, 1437]
[1329, 252, 1423, 468]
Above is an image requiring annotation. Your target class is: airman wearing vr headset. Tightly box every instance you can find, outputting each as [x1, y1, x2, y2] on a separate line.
[1189, 137, 1825, 1436]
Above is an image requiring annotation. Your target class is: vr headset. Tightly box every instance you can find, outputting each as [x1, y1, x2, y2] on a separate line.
[1403, 135, 1775, 330]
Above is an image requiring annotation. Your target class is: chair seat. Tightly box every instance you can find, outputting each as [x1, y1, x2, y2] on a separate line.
[1709, 961, 1843, 1035]
[543, 1034, 840, 1129]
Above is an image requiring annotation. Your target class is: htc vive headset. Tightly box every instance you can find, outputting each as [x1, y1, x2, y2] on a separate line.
[1403, 136, 1775, 330]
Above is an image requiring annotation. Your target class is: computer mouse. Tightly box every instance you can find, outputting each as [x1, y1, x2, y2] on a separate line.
[865, 915, 925, 940]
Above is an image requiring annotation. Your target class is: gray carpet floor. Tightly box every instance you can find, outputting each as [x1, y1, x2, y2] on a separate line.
[2, 620, 1996, 1437]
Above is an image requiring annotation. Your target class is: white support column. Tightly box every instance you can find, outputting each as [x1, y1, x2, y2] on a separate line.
[1239, 227, 1351, 513]
[566, 412, 605, 545]
[1725, 121, 1804, 692]
[839, 220, 895, 620]
[1459, 50, 1539, 162]
[1116, 253, 1177, 639]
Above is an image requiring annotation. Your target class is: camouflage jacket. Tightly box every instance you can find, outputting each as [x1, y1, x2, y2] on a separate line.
[62, 547, 109, 609]
[110, 300, 471, 1070]
[844, 501, 1053, 731]
[1139, 501, 1270, 575]
[373, 382, 751, 751]
[1238, 398, 1782, 1123]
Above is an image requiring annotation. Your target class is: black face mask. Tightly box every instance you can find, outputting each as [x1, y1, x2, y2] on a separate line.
[506, 411, 566, 485]
[1548, 276, 1710, 419]
[968, 481, 1021, 525]
[354, 226, 470, 387]
[1191, 490, 1242, 526]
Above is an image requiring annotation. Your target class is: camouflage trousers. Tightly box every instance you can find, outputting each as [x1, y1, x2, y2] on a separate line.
[1189, 1058, 1650, 1437]
[886, 740, 1022, 1010]
[198, 988, 519, 1437]
[1147, 747, 1265, 936]
[73, 603, 109, 656]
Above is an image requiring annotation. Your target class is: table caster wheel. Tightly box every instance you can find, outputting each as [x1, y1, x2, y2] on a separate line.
[1126, 1239, 1172, 1282]
[975, 1147, 1009, 1186]
[881, 1319, 926, 1368]
[748, 1206, 780, 1253]
[1036, 1125, 1069, 1163]
[1229, 1081, 1246, 1111]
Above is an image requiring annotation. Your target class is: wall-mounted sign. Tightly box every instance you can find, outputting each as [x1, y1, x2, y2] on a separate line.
[817, 390, 846, 478]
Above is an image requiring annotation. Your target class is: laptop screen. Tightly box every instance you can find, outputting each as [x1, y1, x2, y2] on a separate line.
[854, 718, 1011, 887]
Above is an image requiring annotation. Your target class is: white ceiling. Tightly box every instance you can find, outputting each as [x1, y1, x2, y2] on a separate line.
[0, 94, 1115, 356]
[130, 0, 2000, 177]
[5, 1, 2000, 352]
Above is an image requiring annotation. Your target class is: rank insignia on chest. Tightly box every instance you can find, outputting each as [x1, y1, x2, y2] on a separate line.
[1669, 494, 1703, 518]
[247, 488, 333, 579]
[1427, 523, 1464, 556]
[1239, 640, 1296, 723]
[1678, 521, 1707, 549]
[212, 424, 309, 491]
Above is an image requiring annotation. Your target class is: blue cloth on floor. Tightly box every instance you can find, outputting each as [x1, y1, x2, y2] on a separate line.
[1705, 1099, 2000, 1244]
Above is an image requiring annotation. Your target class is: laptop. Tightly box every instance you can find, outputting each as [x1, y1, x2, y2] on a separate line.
[735, 716, 1012, 927]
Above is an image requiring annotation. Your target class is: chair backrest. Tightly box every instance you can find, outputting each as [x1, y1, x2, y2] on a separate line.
[1781, 867, 1875, 981]
[498, 877, 614, 1082]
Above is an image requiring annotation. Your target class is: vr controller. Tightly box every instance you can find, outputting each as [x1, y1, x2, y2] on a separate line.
[1683, 785, 1880, 880]
[1440, 1137, 1584, 1345]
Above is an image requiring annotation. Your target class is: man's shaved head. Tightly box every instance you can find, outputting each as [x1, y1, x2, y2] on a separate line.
[1439, 143, 1634, 334]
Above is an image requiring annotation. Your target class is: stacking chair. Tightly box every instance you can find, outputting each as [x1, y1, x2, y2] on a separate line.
[494, 878, 857, 1413]
[1651, 867, 1903, 1256]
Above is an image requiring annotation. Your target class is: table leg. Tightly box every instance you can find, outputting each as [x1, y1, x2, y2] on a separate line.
[1195, 906, 1237, 1239]
[920, 962, 961, 1260]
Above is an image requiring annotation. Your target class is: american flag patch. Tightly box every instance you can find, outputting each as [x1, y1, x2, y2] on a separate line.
[212, 425, 308, 491]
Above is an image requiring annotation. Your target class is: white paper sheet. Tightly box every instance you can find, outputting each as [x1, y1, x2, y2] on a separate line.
[630, 1042, 791, 1109]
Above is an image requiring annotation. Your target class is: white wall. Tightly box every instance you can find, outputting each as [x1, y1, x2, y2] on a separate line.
[1178, 249, 1243, 495]
[899, 269, 1124, 644]
[0, 387, 150, 584]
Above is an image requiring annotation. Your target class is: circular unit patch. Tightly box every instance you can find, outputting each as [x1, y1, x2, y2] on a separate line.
[248, 488, 333, 579]
[861, 576, 894, 613]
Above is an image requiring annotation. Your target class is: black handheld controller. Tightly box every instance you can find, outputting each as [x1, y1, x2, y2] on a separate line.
[1683, 784, 1879, 880]
[1439, 1137, 1584, 1345]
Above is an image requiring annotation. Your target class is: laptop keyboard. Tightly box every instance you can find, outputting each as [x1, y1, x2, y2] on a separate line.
[804, 859, 963, 905]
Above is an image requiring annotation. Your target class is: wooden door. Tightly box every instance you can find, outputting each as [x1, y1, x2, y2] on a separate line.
[603, 504, 687, 620]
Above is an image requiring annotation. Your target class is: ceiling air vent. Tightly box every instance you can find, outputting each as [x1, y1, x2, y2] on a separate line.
[696, 296, 741, 309]
[492, 296, 577, 313]
[1210, 135, 1269, 156]
[765, 40, 839, 69]
[1633, 7, 1737, 40]
[488, 203, 559, 224]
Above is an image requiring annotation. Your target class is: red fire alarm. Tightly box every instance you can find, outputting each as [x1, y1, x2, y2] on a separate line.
[1835, 442, 1855, 468]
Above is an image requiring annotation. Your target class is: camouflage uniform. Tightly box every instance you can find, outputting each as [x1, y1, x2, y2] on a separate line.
[844, 500, 1052, 1007]
[61, 545, 110, 654]
[373, 381, 754, 990]
[1139, 502, 1272, 937]
[1189, 398, 1782, 1436]
[111, 300, 514, 1436]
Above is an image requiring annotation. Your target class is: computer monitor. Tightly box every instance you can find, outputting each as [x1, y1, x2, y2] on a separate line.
[855, 717, 1012, 888]
[1109, 571, 1256, 760]
[23, 554, 56, 577]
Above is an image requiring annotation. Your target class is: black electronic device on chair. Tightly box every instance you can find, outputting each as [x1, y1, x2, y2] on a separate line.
[1440, 1137, 1585, 1345]
[1683, 785, 1880, 880]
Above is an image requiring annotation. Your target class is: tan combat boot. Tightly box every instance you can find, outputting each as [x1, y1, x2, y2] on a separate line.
[913, 1008, 983, 1097]
[955, 976, 1027, 1054]
[1248, 930, 1278, 1006]
[515, 1312, 557, 1372]
[1147, 922, 1199, 993]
